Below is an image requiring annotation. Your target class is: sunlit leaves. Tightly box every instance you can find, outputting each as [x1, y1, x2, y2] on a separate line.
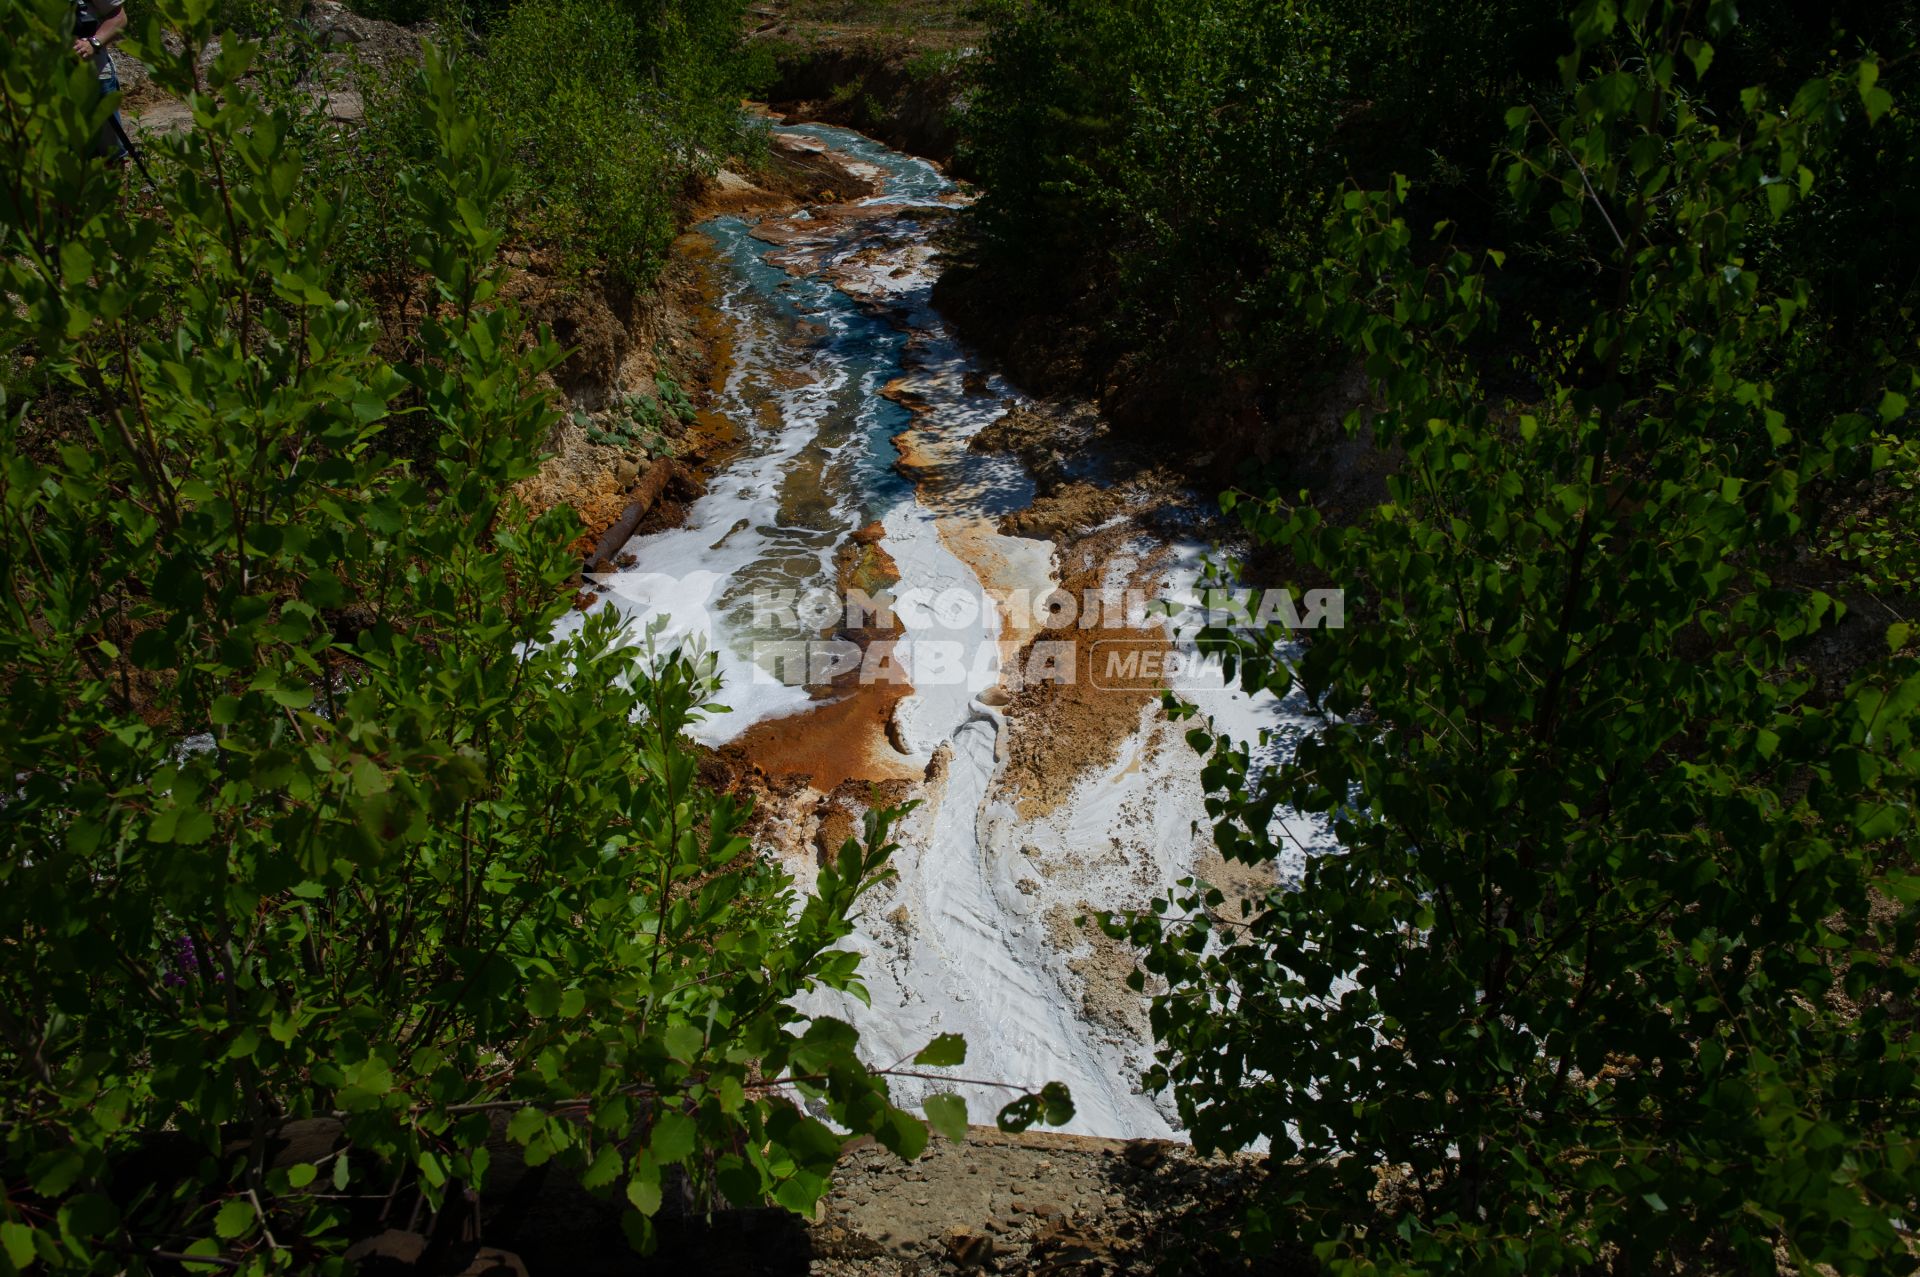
[0, 0, 950, 1267]
[919, 1094, 968, 1145]
[995, 1082, 1075, 1133]
[912, 1034, 967, 1068]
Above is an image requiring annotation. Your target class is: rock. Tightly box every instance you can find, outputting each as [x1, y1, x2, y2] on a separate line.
[1032, 1224, 1115, 1264]
[813, 801, 858, 867]
[614, 457, 640, 486]
[850, 520, 886, 545]
[308, 0, 374, 44]
[924, 741, 952, 783]
[886, 701, 914, 756]
[836, 534, 901, 599]
[343, 1230, 427, 1271]
[976, 684, 1012, 707]
[944, 1227, 991, 1267]
[455, 1250, 528, 1277]
[1122, 1139, 1170, 1170]
[1030, 449, 1069, 495]
[341, 1237, 526, 1276]
[968, 403, 1049, 455]
[321, 89, 364, 123]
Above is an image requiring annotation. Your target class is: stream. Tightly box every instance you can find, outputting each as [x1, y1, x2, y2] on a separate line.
[580, 124, 1328, 1139]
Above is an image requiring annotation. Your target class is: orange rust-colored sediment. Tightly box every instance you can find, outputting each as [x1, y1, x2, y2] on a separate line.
[735, 521, 917, 791]
[999, 525, 1173, 820]
[730, 678, 920, 790]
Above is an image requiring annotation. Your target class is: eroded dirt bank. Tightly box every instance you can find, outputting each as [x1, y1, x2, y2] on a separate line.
[749, 3, 976, 168]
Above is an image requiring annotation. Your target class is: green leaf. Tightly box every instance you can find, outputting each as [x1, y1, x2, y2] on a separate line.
[214, 1197, 254, 1240]
[1858, 59, 1880, 98]
[60, 1194, 119, 1241]
[651, 1110, 696, 1166]
[1864, 85, 1894, 125]
[524, 977, 560, 1019]
[772, 1169, 830, 1215]
[1684, 38, 1713, 79]
[876, 1106, 929, 1162]
[1, 1223, 37, 1269]
[270, 679, 313, 709]
[663, 1022, 704, 1062]
[716, 1158, 763, 1208]
[913, 1033, 967, 1068]
[922, 1094, 968, 1144]
[626, 1159, 663, 1217]
[180, 1239, 225, 1273]
[173, 808, 215, 845]
[1854, 802, 1905, 840]
[582, 1145, 623, 1191]
[1038, 1081, 1074, 1127]
[506, 1107, 545, 1145]
[27, 1150, 83, 1197]
[286, 1163, 317, 1189]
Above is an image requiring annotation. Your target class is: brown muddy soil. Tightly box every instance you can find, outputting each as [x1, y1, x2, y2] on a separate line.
[997, 523, 1168, 821]
[420, 1120, 1299, 1276]
[809, 1127, 1296, 1275]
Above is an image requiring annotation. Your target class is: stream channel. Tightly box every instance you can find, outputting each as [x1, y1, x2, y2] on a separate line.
[570, 122, 1329, 1139]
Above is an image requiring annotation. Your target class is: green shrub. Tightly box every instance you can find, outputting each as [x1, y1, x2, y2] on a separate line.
[468, 0, 759, 288]
[0, 0, 1051, 1268]
[904, 47, 960, 82]
[343, 0, 438, 25]
[960, 0, 1916, 400]
[472, 0, 677, 287]
[585, 374, 693, 452]
[1115, 2, 1920, 1271]
[962, 0, 1342, 357]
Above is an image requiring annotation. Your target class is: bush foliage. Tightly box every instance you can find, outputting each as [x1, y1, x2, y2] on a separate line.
[1089, 0, 1920, 1271]
[471, 0, 763, 288]
[0, 0, 1049, 1270]
[962, 0, 1918, 395]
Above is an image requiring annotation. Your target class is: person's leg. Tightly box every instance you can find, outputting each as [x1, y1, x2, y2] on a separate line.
[96, 63, 128, 163]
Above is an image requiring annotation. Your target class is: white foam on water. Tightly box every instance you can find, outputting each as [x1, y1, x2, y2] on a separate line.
[565, 251, 888, 743]
[802, 707, 1182, 1138]
[585, 123, 1332, 1139]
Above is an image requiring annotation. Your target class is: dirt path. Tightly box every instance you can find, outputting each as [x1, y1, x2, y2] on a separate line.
[810, 1127, 1286, 1274]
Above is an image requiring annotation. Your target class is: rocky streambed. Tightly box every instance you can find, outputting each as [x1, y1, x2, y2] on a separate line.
[576, 121, 1330, 1142]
